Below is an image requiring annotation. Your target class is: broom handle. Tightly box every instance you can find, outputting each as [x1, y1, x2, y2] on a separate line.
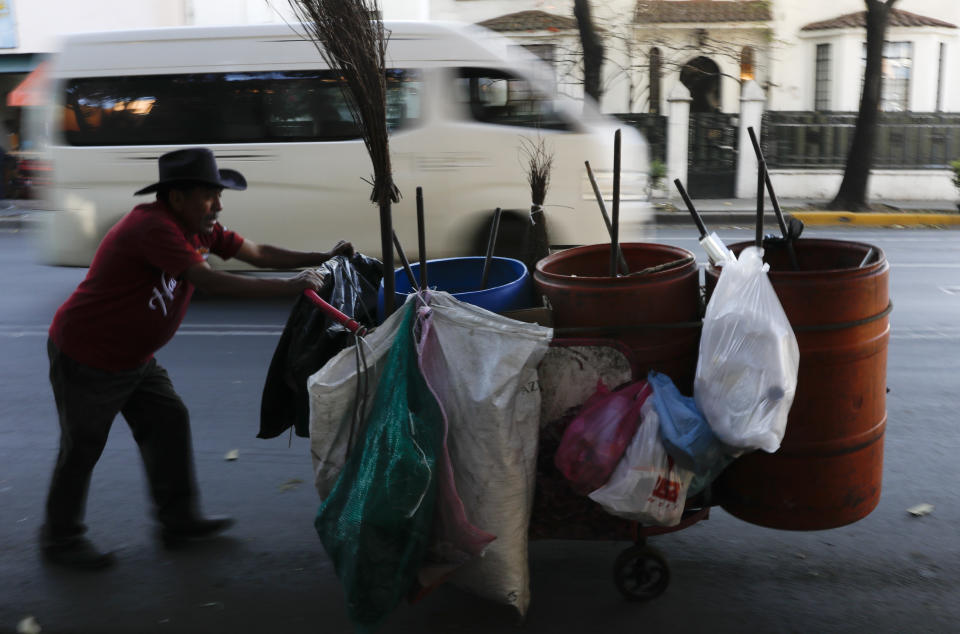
[379, 201, 395, 317]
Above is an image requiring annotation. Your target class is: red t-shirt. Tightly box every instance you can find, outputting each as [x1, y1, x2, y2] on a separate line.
[49, 201, 244, 371]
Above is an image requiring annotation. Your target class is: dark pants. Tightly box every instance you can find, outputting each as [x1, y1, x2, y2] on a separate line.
[44, 339, 200, 543]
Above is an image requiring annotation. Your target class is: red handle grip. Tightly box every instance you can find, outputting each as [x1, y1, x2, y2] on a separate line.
[303, 289, 365, 335]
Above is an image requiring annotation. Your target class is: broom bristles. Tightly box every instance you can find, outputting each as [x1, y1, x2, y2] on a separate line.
[519, 135, 553, 208]
[287, 0, 400, 206]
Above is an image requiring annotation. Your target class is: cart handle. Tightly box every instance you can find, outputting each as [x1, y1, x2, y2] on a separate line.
[303, 289, 366, 336]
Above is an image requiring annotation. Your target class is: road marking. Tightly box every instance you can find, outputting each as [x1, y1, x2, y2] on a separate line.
[894, 263, 960, 268]
[0, 325, 283, 337]
[891, 327, 960, 340]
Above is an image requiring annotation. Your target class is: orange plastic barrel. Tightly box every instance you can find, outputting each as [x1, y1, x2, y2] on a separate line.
[534, 243, 701, 391]
[706, 239, 890, 530]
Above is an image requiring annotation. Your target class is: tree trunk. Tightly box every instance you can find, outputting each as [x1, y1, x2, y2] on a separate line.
[574, 0, 604, 105]
[827, 0, 897, 211]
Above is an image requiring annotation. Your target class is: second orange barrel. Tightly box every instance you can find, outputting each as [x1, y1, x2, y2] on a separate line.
[707, 239, 890, 530]
[534, 243, 701, 391]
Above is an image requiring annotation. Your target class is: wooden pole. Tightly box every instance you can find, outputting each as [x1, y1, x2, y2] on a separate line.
[755, 162, 765, 248]
[585, 160, 629, 274]
[481, 207, 502, 290]
[392, 231, 418, 292]
[674, 178, 707, 238]
[417, 186, 427, 290]
[748, 126, 799, 269]
[610, 129, 621, 278]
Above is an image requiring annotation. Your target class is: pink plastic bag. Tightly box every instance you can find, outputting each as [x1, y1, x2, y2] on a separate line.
[554, 379, 652, 494]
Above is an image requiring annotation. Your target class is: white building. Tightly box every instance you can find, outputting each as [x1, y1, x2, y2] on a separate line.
[6, 0, 959, 116]
[435, 0, 960, 116]
[4, 0, 959, 199]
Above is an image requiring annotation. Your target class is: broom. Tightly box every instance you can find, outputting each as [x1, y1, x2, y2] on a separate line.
[287, 0, 401, 315]
[519, 135, 553, 278]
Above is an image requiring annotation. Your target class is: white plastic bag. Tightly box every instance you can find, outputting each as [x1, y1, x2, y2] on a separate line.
[417, 292, 552, 617]
[694, 246, 799, 453]
[588, 399, 694, 526]
[307, 296, 410, 499]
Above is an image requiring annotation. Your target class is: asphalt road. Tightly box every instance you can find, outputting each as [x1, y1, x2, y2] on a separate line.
[1, 224, 959, 634]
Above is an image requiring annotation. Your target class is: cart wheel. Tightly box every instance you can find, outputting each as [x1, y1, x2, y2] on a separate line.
[613, 544, 670, 602]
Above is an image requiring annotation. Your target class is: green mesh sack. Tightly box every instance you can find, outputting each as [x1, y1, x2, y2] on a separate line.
[315, 302, 442, 632]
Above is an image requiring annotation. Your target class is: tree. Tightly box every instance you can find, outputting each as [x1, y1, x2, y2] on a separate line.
[828, 0, 898, 211]
[573, 0, 604, 104]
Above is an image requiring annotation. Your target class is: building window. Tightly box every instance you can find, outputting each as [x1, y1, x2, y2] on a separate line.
[522, 43, 556, 66]
[815, 43, 831, 111]
[649, 47, 662, 114]
[862, 41, 913, 112]
[740, 46, 755, 81]
[937, 42, 946, 112]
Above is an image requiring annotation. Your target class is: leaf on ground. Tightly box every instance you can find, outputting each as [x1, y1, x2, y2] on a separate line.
[278, 478, 304, 492]
[907, 503, 934, 517]
[17, 616, 41, 634]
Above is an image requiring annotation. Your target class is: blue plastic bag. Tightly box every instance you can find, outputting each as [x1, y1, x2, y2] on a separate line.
[648, 371, 726, 477]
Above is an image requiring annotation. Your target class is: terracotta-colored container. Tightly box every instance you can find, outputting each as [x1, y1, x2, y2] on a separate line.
[707, 239, 890, 530]
[534, 243, 701, 391]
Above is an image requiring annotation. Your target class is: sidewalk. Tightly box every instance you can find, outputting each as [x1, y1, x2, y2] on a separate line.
[5, 197, 960, 232]
[0, 199, 51, 231]
[652, 197, 960, 228]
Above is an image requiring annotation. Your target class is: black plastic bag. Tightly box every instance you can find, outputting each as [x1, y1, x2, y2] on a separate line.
[258, 253, 382, 439]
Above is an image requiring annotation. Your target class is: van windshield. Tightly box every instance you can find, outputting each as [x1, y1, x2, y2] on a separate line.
[455, 68, 572, 131]
[62, 69, 421, 146]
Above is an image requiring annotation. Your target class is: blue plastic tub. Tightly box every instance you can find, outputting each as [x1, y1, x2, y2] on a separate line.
[378, 256, 533, 320]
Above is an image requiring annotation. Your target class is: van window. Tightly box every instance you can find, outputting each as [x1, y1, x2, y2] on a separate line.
[455, 68, 571, 131]
[62, 69, 421, 146]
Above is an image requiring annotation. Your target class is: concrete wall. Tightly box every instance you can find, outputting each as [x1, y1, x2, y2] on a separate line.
[769, 168, 955, 200]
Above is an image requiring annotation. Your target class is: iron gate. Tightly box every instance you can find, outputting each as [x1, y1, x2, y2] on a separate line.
[687, 112, 738, 198]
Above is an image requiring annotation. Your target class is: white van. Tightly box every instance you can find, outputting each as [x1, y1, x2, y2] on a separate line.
[38, 21, 652, 269]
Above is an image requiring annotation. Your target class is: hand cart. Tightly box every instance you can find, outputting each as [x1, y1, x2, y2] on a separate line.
[533, 337, 711, 602]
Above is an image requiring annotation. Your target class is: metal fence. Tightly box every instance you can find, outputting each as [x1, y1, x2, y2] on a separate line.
[613, 113, 667, 163]
[762, 111, 960, 170]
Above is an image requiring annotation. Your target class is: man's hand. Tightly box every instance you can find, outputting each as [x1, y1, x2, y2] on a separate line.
[326, 240, 354, 259]
[290, 269, 328, 293]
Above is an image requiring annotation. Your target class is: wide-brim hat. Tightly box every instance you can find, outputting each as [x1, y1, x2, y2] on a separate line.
[134, 147, 247, 195]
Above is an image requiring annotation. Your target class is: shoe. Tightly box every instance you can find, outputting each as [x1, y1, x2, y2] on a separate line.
[42, 537, 116, 571]
[160, 515, 235, 547]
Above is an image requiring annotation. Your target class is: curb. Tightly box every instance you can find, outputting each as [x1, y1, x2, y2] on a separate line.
[788, 211, 960, 226]
[654, 210, 960, 227]
[653, 211, 786, 227]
